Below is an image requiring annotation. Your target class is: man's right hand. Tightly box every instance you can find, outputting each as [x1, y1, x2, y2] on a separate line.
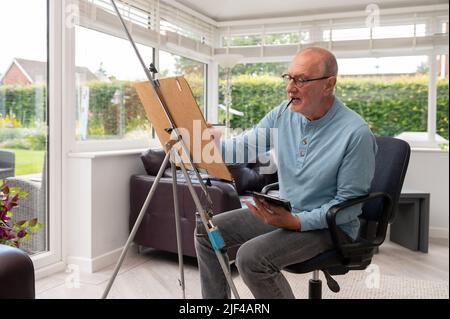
[206, 123, 223, 142]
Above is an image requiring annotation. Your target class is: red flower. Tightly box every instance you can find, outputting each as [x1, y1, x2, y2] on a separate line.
[17, 229, 28, 238]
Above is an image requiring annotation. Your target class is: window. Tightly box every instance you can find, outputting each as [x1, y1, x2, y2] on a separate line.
[74, 26, 153, 142]
[72, 0, 214, 150]
[323, 27, 370, 41]
[372, 24, 426, 39]
[223, 35, 262, 47]
[219, 62, 288, 129]
[159, 51, 206, 114]
[215, 56, 448, 147]
[336, 56, 436, 138]
[323, 24, 426, 41]
[0, 0, 48, 256]
[224, 32, 310, 47]
[265, 32, 310, 45]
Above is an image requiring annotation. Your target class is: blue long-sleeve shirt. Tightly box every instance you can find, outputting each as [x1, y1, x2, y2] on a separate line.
[221, 97, 377, 240]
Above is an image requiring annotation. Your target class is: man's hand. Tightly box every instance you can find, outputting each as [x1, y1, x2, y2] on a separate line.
[244, 196, 301, 231]
[206, 123, 223, 145]
[206, 122, 222, 150]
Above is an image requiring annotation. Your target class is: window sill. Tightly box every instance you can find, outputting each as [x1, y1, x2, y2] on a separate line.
[395, 132, 448, 152]
[68, 137, 162, 154]
[411, 147, 448, 153]
[68, 148, 148, 159]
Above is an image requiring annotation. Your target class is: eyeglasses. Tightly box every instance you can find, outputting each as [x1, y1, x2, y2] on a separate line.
[281, 74, 332, 87]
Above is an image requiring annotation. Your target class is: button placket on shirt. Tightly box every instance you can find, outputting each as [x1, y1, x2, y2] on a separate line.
[299, 141, 308, 162]
[298, 120, 311, 166]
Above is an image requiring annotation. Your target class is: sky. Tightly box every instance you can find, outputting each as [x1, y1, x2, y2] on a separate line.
[0, 0, 175, 81]
[75, 26, 156, 81]
[0, 0, 430, 81]
[0, 0, 47, 74]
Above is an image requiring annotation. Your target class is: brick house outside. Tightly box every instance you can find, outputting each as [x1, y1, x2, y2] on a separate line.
[0, 58, 97, 85]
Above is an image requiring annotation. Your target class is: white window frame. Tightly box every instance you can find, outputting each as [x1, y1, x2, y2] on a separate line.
[213, 6, 449, 149]
[32, 0, 64, 276]
[65, 19, 156, 153]
[66, 0, 213, 153]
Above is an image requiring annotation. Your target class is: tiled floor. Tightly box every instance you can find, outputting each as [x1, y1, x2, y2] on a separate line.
[35, 238, 449, 299]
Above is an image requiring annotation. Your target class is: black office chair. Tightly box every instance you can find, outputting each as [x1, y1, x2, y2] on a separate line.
[261, 136, 411, 299]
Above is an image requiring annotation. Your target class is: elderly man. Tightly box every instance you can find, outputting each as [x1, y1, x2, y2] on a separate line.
[195, 47, 377, 299]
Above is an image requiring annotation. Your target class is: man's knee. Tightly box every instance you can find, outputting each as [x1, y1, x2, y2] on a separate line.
[235, 242, 261, 275]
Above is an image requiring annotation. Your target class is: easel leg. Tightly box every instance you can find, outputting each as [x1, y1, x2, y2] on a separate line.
[171, 150, 185, 299]
[101, 151, 171, 299]
[174, 153, 240, 299]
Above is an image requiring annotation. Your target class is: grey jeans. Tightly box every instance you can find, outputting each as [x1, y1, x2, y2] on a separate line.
[194, 208, 337, 299]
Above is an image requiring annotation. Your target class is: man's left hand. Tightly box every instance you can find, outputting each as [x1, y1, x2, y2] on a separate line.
[244, 196, 301, 231]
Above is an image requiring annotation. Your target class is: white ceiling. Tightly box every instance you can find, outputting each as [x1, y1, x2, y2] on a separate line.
[173, 0, 448, 22]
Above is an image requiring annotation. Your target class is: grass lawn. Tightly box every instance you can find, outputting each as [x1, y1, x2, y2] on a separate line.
[3, 149, 45, 176]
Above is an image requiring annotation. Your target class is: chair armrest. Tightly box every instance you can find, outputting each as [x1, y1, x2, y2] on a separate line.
[261, 182, 279, 194]
[326, 192, 393, 259]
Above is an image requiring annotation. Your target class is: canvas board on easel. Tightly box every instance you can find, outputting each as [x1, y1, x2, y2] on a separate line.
[134, 77, 233, 181]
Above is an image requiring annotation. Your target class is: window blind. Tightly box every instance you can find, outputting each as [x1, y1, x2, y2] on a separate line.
[77, 0, 215, 56]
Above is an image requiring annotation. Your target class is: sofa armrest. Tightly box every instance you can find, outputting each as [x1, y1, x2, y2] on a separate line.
[129, 174, 242, 257]
[0, 244, 35, 299]
[130, 175, 242, 222]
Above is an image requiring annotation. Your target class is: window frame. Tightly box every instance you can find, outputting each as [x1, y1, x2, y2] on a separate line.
[29, 0, 63, 274]
[67, 1, 212, 153]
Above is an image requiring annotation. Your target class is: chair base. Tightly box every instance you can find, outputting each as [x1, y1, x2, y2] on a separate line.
[309, 279, 322, 299]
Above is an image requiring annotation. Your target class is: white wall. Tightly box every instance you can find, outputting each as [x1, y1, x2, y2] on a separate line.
[65, 150, 146, 273]
[402, 149, 449, 239]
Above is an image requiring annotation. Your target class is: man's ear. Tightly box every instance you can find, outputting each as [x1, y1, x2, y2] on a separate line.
[324, 76, 337, 96]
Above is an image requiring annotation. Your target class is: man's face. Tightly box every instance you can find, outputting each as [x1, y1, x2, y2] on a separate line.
[285, 52, 331, 117]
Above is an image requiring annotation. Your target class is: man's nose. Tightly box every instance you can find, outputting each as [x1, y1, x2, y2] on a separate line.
[286, 79, 298, 93]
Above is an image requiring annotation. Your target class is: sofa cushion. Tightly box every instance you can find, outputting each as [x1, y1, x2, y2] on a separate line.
[140, 149, 169, 176]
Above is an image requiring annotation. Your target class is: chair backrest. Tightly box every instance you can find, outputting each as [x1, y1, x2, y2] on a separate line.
[361, 137, 410, 223]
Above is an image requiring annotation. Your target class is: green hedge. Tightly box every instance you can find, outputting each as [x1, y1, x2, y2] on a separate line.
[1, 76, 448, 140]
[336, 77, 448, 138]
[223, 75, 286, 129]
[84, 81, 149, 136]
[221, 75, 449, 140]
[0, 84, 46, 127]
[1, 79, 204, 139]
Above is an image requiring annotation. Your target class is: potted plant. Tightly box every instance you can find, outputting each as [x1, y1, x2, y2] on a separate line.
[0, 181, 42, 249]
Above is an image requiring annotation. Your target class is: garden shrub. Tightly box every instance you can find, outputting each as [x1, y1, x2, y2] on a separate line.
[0, 76, 447, 141]
[221, 75, 449, 140]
